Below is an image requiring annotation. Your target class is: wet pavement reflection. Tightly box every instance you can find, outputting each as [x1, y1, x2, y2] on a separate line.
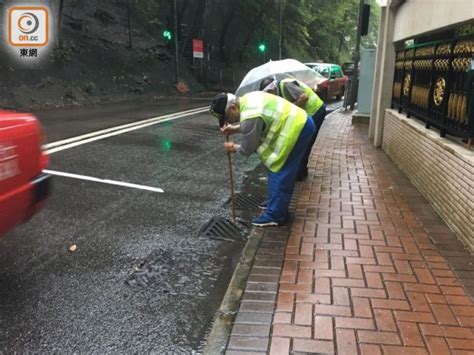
[0, 100, 269, 353]
[0, 97, 341, 352]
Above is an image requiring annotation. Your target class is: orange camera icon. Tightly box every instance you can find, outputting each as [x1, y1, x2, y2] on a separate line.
[8, 6, 49, 47]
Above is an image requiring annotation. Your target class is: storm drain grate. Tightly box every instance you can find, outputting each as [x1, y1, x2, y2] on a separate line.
[197, 216, 242, 242]
[126, 248, 223, 296]
[233, 193, 262, 210]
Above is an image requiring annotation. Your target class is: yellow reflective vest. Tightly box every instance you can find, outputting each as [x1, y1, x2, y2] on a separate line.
[278, 78, 324, 116]
[240, 91, 307, 173]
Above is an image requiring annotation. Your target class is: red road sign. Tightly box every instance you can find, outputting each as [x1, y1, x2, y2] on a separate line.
[192, 39, 204, 59]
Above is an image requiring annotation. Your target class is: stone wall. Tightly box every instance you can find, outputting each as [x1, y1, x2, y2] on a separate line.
[382, 109, 474, 252]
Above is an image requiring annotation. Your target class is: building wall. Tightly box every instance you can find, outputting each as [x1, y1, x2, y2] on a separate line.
[393, 0, 474, 42]
[382, 109, 474, 251]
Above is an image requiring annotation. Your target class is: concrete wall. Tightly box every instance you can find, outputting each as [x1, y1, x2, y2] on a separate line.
[369, 5, 396, 146]
[393, 0, 474, 42]
[382, 109, 474, 252]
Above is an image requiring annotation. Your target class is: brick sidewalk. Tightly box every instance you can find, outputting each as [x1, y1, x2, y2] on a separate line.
[225, 110, 474, 354]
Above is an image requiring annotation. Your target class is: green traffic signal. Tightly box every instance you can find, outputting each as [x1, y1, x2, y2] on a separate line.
[258, 42, 266, 53]
[163, 29, 172, 41]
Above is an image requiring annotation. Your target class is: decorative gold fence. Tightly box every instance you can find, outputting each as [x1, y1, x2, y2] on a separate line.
[392, 37, 474, 147]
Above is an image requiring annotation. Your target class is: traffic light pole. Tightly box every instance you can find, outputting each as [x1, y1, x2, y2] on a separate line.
[173, 0, 179, 83]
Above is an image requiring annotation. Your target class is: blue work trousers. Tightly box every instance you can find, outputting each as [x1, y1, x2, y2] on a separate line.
[298, 104, 327, 177]
[263, 117, 316, 223]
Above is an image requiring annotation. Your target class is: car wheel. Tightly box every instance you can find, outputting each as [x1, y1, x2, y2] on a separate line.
[336, 87, 344, 101]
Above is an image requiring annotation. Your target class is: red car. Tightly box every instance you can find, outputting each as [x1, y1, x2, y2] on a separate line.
[0, 111, 51, 236]
[305, 63, 349, 101]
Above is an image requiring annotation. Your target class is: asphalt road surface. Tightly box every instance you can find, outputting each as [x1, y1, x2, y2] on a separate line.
[0, 96, 342, 353]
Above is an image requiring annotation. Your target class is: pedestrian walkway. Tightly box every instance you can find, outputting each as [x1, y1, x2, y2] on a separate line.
[225, 109, 474, 354]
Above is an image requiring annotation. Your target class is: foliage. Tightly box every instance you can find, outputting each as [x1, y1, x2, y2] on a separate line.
[305, 0, 380, 63]
[132, 0, 161, 29]
[54, 40, 77, 62]
[133, 0, 380, 66]
[204, 0, 381, 65]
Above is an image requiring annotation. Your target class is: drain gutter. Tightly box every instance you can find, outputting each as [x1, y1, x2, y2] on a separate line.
[203, 227, 265, 354]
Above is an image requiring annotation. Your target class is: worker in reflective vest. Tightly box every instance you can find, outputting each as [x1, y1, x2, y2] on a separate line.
[259, 77, 327, 181]
[210, 91, 316, 227]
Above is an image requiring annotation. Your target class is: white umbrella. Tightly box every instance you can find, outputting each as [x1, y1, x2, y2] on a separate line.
[235, 59, 325, 96]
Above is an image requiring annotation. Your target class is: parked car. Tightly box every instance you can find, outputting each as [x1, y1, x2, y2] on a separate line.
[341, 62, 360, 77]
[305, 63, 349, 101]
[0, 111, 51, 236]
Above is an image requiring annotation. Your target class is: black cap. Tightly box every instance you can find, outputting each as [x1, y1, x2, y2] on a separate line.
[259, 77, 274, 91]
[210, 93, 228, 127]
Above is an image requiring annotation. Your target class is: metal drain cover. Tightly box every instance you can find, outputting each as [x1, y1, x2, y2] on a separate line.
[126, 248, 223, 296]
[198, 216, 242, 242]
[233, 193, 262, 210]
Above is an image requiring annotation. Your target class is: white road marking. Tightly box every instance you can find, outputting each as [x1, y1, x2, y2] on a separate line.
[44, 106, 209, 154]
[43, 169, 164, 193]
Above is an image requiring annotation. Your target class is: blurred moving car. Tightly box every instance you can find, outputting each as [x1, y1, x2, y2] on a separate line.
[305, 62, 349, 101]
[0, 111, 51, 236]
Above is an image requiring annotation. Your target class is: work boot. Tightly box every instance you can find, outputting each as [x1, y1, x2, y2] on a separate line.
[251, 214, 279, 227]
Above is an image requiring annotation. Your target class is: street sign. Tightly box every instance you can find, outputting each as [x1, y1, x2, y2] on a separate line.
[192, 39, 204, 59]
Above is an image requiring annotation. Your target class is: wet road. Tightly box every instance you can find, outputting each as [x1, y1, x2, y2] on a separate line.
[0, 97, 262, 353]
[0, 96, 342, 353]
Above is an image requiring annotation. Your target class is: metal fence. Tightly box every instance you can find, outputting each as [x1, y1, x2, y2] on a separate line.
[392, 37, 474, 147]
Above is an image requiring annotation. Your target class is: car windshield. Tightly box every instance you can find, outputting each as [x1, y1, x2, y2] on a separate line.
[312, 65, 331, 78]
[307, 70, 325, 81]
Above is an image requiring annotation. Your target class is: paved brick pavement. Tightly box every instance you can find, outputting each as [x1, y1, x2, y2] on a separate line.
[226, 110, 474, 354]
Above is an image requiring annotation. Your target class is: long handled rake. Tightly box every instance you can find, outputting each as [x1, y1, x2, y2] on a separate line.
[225, 135, 237, 223]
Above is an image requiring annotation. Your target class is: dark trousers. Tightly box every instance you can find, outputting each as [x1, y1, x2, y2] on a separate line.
[264, 117, 315, 223]
[298, 104, 327, 178]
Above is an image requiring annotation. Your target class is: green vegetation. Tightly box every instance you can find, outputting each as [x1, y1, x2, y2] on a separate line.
[195, 0, 381, 65]
[129, 0, 380, 65]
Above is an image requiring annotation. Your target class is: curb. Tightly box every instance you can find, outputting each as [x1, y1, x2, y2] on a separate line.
[203, 108, 342, 353]
[203, 227, 265, 354]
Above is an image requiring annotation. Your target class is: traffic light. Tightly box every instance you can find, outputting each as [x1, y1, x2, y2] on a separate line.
[163, 29, 172, 42]
[258, 42, 267, 53]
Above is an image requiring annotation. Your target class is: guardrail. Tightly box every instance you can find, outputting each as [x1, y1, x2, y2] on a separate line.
[392, 37, 474, 148]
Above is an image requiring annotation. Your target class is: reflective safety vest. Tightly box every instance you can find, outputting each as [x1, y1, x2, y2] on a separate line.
[240, 91, 307, 173]
[278, 78, 324, 116]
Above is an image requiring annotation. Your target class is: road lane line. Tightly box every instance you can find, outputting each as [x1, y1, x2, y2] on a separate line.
[43, 169, 164, 193]
[44, 106, 207, 149]
[44, 106, 209, 154]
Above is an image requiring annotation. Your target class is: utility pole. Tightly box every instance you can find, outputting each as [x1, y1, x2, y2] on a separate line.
[173, 0, 179, 83]
[279, 0, 283, 60]
[349, 0, 365, 110]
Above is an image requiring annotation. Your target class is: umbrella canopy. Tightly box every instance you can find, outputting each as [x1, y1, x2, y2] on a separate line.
[235, 59, 325, 96]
